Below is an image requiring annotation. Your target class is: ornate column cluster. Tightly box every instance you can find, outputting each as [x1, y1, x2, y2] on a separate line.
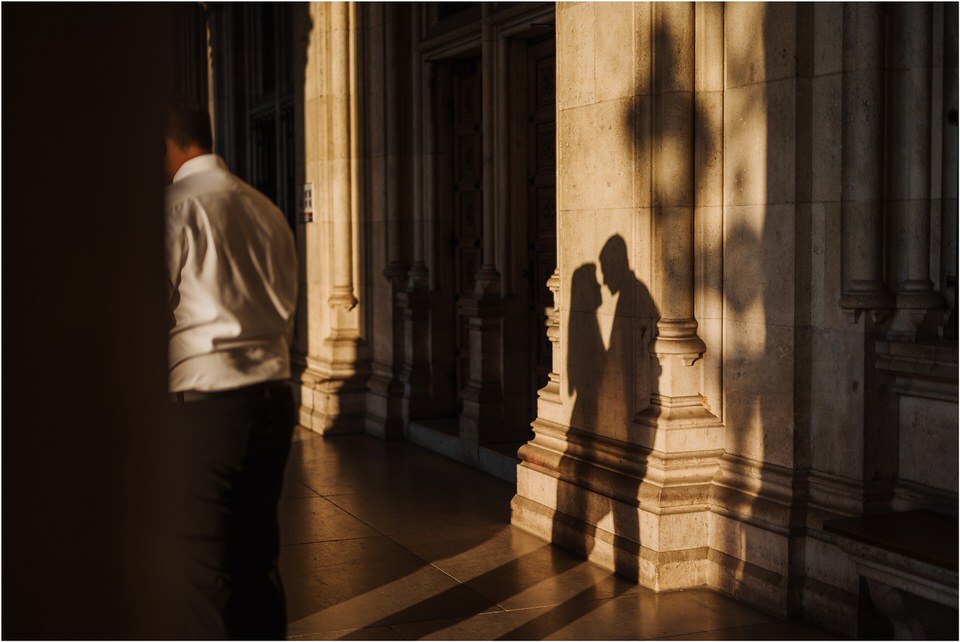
[839, 2, 949, 340]
[886, 3, 944, 339]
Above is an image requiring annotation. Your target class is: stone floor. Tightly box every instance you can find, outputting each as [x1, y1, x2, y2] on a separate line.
[279, 428, 840, 640]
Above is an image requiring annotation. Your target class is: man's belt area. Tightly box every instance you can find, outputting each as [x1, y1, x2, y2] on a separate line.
[170, 380, 290, 404]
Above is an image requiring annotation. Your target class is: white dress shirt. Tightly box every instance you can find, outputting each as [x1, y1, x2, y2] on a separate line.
[165, 154, 298, 392]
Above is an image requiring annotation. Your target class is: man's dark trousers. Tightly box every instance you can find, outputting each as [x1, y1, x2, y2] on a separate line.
[172, 382, 295, 640]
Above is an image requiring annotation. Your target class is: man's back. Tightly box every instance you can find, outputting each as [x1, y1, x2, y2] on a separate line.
[165, 154, 297, 392]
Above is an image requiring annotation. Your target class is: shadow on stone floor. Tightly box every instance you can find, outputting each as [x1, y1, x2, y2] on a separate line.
[278, 430, 842, 640]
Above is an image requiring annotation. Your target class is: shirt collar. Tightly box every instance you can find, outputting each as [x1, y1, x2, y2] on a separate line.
[172, 153, 228, 183]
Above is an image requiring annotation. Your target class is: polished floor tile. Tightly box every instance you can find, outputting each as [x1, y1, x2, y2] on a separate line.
[287, 563, 501, 636]
[661, 619, 842, 640]
[281, 429, 839, 640]
[279, 496, 379, 545]
[400, 527, 643, 612]
[391, 589, 775, 641]
[288, 626, 402, 641]
[324, 491, 513, 539]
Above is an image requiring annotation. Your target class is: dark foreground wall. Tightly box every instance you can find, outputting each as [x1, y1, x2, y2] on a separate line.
[3, 5, 179, 638]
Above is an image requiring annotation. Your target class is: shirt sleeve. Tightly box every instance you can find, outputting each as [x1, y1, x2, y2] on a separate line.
[165, 204, 189, 311]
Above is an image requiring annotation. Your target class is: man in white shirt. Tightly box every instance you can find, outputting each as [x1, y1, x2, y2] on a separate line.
[165, 101, 298, 640]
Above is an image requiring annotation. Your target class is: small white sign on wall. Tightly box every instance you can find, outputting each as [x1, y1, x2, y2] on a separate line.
[301, 182, 314, 223]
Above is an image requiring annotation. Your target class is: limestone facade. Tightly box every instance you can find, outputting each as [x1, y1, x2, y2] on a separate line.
[201, 2, 958, 635]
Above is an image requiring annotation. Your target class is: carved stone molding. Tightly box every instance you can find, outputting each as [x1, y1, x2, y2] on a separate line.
[875, 340, 958, 402]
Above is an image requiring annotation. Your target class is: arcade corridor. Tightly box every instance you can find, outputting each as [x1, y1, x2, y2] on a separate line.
[278, 428, 837, 640]
[6, 4, 956, 638]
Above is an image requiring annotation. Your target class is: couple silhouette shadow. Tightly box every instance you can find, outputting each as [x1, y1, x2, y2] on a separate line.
[554, 233, 660, 579]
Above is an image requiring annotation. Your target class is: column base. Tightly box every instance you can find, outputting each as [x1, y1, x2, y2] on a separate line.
[459, 392, 505, 465]
[365, 368, 405, 439]
[398, 286, 432, 421]
[839, 283, 895, 312]
[298, 374, 368, 435]
[709, 454, 800, 618]
[295, 343, 368, 435]
[457, 293, 504, 456]
[514, 418, 719, 591]
[896, 282, 944, 311]
[512, 473, 711, 590]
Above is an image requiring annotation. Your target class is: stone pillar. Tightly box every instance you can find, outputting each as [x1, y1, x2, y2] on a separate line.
[632, 1, 724, 591]
[639, 2, 720, 420]
[366, 3, 406, 439]
[298, 2, 367, 434]
[887, 2, 943, 338]
[458, 11, 505, 461]
[407, 13, 428, 291]
[475, 14, 501, 296]
[399, 11, 431, 422]
[940, 2, 959, 336]
[839, 3, 894, 316]
[649, 1, 706, 365]
[383, 4, 406, 285]
[328, 2, 359, 313]
[514, 0, 722, 593]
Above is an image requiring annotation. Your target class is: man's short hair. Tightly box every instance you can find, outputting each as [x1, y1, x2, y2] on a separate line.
[166, 101, 213, 151]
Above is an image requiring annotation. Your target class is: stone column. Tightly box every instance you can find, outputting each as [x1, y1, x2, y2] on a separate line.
[383, 4, 406, 285]
[367, 3, 406, 439]
[839, 3, 894, 316]
[940, 2, 959, 335]
[458, 12, 505, 461]
[399, 10, 431, 421]
[515, 0, 722, 594]
[475, 14, 501, 296]
[650, 2, 705, 364]
[641, 3, 718, 428]
[298, 2, 367, 434]
[407, 13, 428, 290]
[328, 2, 359, 313]
[887, 2, 943, 337]
[633, 0, 723, 590]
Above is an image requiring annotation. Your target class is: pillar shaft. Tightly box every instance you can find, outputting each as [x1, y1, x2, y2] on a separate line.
[475, 13, 500, 292]
[329, 2, 358, 311]
[459, 8, 504, 453]
[840, 2, 893, 311]
[408, 13, 428, 286]
[940, 2, 959, 335]
[383, 3, 405, 281]
[400, 9, 431, 419]
[300, 2, 365, 434]
[888, 3, 942, 310]
[652, 2, 705, 358]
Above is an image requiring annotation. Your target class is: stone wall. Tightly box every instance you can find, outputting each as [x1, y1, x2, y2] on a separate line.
[263, 1, 957, 635]
[512, 1, 958, 635]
